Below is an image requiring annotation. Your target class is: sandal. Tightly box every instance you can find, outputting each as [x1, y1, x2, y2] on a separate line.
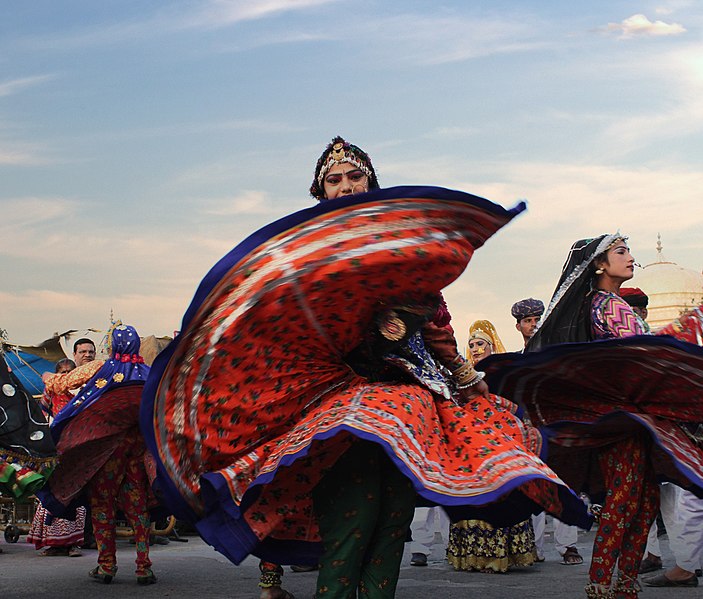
[585, 583, 615, 598]
[562, 546, 584, 565]
[89, 566, 115, 584]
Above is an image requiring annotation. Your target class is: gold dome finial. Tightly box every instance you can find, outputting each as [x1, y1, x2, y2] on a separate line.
[656, 233, 663, 262]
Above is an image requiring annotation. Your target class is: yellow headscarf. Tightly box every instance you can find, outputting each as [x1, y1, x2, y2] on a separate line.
[467, 319, 506, 364]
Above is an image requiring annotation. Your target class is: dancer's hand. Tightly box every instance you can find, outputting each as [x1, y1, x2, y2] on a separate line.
[459, 379, 490, 403]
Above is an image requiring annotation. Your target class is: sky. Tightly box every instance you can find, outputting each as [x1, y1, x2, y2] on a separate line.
[1, 0, 702, 353]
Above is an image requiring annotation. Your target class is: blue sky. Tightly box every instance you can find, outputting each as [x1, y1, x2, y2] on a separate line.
[1, 0, 701, 351]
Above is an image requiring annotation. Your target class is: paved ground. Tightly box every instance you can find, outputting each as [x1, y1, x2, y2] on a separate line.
[0, 523, 695, 598]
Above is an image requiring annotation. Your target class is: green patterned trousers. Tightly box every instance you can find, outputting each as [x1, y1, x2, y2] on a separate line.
[313, 440, 416, 599]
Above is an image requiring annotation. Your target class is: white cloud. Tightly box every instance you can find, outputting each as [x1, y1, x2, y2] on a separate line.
[597, 43, 703, 153]
[655, 1, 695, 16]
[0, 75, 54, 97]
[0, 146, 46, 165]
[15, 0, 340, 49]
[203, 190, 278, 216]
[0, 197, 77, 228]
[603, 14, 686, 39]
[361, 13, 546, 66]
[185, 0, 339, 30]
[423, 127, 479, 140]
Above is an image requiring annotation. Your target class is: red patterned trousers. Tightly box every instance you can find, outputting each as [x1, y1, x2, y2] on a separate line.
[88, 436, 152, 576]
[589, 434, 659, 594]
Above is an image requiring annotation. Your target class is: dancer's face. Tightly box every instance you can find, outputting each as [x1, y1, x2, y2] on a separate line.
[468, 338, 492, 363]
[322, 163, 369, 200]
[597, 241, 635, 282]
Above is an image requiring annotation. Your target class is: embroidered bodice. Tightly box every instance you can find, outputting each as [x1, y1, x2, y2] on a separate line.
[591, 290, 647, 340]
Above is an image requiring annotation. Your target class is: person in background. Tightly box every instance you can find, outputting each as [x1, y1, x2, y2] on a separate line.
[511, 298, 584, 566]
[447, 320, 539, 573]
[641, 484, 702, 588]
[38, 358, 76, 419]
[72, 338, 97, 367]
[47, 338, 101, 551]
[27, 358, 85, 557]
[511, 298, 544, 349]
[408, 507, 451, 567]
[619, 288, 650, 332]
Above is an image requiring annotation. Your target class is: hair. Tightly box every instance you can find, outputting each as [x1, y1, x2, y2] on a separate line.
[73, 337, 96, 353]
[55, 358, 76, 372]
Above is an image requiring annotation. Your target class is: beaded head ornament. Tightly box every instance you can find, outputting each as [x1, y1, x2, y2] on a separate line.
[310, 135, 380, 200]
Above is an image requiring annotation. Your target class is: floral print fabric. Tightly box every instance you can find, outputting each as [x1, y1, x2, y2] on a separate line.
[142, 188, 588, 566]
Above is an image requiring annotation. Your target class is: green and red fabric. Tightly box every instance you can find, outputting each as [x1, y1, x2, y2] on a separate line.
[0, 354, 56, 500]
[141, 186, 592, 566]
[313, 440, 415, 598]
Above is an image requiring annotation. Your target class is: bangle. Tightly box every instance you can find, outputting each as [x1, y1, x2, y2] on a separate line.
[456, 371, 485, 389]
[451, 360, 478, 386]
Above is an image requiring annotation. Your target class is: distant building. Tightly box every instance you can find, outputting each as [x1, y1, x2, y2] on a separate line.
[631, 234, 703, 331]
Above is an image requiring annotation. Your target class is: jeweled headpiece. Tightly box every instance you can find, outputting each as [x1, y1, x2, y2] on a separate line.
[310, 135, 379, 200]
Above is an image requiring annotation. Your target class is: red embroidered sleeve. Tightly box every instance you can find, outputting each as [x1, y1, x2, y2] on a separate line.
[421, 322, 465, 369]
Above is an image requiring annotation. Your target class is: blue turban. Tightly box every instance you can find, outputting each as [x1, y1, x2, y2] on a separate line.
[511, 298, 545, 322]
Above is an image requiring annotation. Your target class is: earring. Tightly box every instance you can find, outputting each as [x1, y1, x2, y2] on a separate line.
[595, 268, 604, 275]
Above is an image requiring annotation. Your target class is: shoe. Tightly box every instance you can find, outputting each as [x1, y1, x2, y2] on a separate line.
[639, 555, 663, 574]
[410, 553, 428, 566]
[68, 546, 82, 557]
[137, 569, 157, 585]
[89, 566, 115, 584]
[289, 564, 317, 572]
[644, 572, 698, 587]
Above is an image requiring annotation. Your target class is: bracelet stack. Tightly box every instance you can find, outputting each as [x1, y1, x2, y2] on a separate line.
[456, 371, 485, 389]
[450, 359, 484, 389]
